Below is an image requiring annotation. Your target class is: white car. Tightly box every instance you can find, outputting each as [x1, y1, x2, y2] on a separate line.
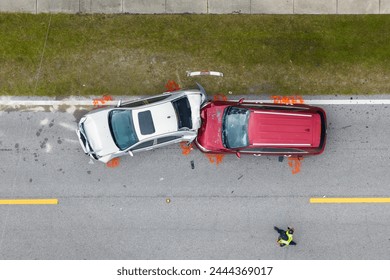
[77, 83, 207, 163]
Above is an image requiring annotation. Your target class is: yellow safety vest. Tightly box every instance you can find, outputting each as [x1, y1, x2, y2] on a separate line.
[278, 231, 293, 246]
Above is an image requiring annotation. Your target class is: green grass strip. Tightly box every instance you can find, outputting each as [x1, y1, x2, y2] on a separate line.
[1, 14, 390, 96]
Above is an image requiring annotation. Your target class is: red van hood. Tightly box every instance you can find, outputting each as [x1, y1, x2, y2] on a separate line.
[196, 104, 229, 151]
[248, 111, 321, 148]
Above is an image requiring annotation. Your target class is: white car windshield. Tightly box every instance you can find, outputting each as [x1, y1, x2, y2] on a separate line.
[109, 110, 139, 150]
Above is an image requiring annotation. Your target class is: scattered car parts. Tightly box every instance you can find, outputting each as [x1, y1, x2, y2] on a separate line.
[186, 71, 224, 77]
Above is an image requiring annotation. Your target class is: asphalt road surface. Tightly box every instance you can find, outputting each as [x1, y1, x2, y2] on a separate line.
[0, 96, 390, 260]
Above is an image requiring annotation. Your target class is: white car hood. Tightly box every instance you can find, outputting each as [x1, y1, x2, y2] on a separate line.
[82, 110, 119, 157]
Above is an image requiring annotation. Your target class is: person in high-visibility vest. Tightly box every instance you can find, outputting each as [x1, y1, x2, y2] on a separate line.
[274, 226, 297, 247]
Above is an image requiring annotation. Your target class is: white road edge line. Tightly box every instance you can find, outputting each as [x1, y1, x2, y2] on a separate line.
[292, 100, 390, 105]
[234, 99, 390, 105]
[1, 99, 390, 106]
[0, 100, 115, 106]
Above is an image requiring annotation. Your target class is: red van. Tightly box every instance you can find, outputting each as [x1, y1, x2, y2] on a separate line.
[195, 100, 327, 158]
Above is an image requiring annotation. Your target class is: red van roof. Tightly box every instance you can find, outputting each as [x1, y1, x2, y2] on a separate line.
[248, 111, 321, 148]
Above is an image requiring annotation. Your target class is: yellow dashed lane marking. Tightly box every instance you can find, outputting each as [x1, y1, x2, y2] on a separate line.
[310, 197, 390, 204]
[0, 199, 58, 205]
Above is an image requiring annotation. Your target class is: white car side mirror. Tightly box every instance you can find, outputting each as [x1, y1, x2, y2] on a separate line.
[117, 100, 122, 107]
[128, 150, 134, 157]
